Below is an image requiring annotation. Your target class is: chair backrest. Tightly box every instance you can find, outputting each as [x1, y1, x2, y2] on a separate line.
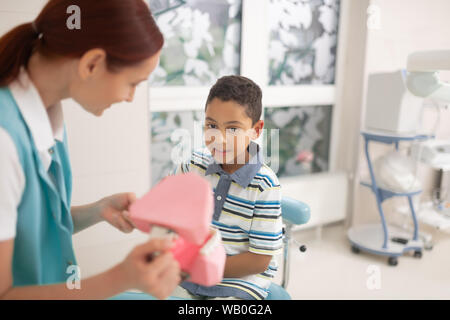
[281, 196, 311, 226]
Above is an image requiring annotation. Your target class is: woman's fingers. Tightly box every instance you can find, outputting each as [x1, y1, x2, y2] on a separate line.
[135, 238, 174, 257]
[153, 261, 182, 299]
[117, 193, 136, 232]
[148, 252, 179, 277]
[119, 218, 134, 233]
[121, 210, 137, 230]
[143, 252, 181, 299]
[110, 210, 135, 233]
[118, 212, 134, 233]
[121, 238, 180, 299]
[159, 259, 182, 285]
[136, 239, 176, 274]
[127, 193, 137, 204]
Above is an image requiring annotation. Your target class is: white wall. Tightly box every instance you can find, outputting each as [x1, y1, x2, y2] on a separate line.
[331, 0, 370, 228]
[65, 93, 151, 278]
[0, 0, 151, 278]
[351, 0, 450, 226]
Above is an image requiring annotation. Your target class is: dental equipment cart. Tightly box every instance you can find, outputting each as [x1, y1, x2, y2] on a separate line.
[347, 130, 432, 266]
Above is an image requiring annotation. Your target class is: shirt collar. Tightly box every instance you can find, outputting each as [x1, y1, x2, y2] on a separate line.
[205, 141, 264, 188]
[8, 67, 65, 170]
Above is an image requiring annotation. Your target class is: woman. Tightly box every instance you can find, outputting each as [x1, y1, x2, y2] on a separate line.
[0, 0, 181, 299]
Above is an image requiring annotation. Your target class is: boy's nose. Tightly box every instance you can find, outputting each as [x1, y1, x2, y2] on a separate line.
[207, 130, 225, 144]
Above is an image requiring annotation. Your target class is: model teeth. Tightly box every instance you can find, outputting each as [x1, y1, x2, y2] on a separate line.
[200, 228, 221, 255]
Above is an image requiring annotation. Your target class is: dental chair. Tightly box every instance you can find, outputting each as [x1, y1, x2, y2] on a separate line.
[110, 196, 310, 301]
[265, 197, 310, 300]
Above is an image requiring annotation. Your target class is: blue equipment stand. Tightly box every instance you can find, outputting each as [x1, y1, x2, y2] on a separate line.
[347, 131, 432, 266]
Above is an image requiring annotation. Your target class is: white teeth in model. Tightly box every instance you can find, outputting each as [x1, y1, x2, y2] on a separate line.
[200, 228, 221, 256]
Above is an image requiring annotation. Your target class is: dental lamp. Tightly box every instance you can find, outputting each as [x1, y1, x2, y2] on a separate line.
[406, 50, 450, 103]
[364, 50, 450, 134]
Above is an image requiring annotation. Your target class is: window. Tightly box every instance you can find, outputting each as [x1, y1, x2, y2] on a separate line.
[263, 105, 333, 178]
[150, 0, 242, 86]
[268, 0, 339, 85]
[148, 0, 341, 185]
[151, 110, 205, 184]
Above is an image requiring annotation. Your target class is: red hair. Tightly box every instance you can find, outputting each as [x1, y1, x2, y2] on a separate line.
[0, 0, 164, 87]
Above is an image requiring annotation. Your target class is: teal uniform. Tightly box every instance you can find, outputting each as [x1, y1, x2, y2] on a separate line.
[0, 87, 77, 286]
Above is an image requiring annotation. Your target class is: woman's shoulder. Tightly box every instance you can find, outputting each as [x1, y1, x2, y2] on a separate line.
[0, 127, 19, 156]
[0, 87, 20, 120]
[0, 90, 36, 170]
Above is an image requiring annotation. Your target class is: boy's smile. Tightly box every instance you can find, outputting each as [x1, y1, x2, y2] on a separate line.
[204, 98, 263, 174]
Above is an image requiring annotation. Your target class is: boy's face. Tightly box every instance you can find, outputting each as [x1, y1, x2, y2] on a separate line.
[204, 98, 263, 165]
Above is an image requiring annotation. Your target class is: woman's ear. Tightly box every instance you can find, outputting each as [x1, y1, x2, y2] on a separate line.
[78, 48, 107, 80]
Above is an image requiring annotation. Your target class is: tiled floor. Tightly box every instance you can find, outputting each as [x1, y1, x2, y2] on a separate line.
[274, 222, 450, 299]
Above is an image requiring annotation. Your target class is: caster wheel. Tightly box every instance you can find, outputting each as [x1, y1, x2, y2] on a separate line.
[414, 250, 422, 258]
[351, 245, 360, 254]
[388, 256, 398, 266]
[299, 245, 307, 252]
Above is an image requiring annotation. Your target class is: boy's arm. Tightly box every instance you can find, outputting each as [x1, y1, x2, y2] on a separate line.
[224, 184, 283, 278]
[223, 252, 271, 278]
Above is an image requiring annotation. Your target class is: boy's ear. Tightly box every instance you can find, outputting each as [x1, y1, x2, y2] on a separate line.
[250, 120, 264, 140]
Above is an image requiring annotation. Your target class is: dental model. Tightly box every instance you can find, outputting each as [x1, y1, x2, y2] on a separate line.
[128, 172, 226, 287]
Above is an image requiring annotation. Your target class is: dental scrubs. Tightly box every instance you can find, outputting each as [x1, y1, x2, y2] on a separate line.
[0, 68, 77, 286]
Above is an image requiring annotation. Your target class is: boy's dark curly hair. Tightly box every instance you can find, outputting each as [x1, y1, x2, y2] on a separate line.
[205, 75, 262, 125]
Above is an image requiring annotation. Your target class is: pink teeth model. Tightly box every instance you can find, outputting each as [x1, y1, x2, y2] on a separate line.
[129, 172, 226, 287]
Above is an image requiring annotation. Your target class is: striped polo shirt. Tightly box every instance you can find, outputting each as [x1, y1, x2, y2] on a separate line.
[173, 142, 283, 300]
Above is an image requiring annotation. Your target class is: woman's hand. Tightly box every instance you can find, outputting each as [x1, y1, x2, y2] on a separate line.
[0, 238, 182, 300]
[98, 192, 137, 233]
[119, 238, 181, 299]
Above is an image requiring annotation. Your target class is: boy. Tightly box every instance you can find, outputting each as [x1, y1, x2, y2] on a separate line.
[172, 75, 283, 300]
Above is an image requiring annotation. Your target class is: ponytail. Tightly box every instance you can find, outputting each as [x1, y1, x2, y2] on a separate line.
[0, 22, 40, 87]
[0, 0, 164, 88]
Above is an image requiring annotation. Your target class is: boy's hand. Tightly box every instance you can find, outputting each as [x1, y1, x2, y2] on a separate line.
[223, 252, 272, 278]
[98, 192, 137, 233]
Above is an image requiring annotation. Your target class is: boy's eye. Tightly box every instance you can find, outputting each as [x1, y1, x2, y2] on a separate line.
[206, 124, 217, 129]
[227, 128, 240, 134]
